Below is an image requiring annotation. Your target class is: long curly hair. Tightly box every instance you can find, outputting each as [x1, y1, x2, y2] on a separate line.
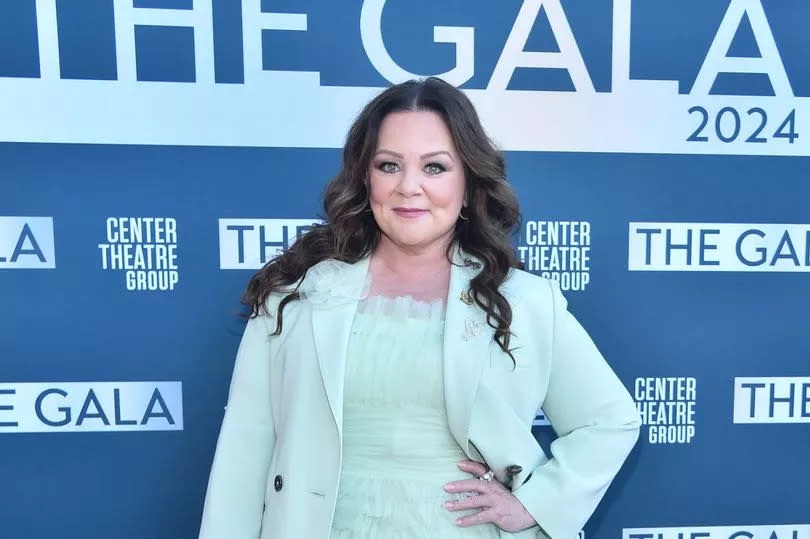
[242, 76, 524, 358]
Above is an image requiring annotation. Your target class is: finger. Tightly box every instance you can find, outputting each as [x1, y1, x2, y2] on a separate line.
[443, 494, 491, 512]
[454, 507, 498, 527]
[444, 479, 496, 494]
[456, 460, 489, 476]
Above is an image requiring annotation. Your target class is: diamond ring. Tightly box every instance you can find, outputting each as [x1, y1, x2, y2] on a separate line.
[477, 470, 494, 481]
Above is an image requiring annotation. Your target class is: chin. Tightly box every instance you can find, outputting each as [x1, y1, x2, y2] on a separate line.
[390, 235, 428, 247]
[390, 232, 450, 249]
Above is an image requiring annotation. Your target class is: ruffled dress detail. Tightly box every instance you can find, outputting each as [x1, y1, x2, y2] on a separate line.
[328, 295, 501, 539]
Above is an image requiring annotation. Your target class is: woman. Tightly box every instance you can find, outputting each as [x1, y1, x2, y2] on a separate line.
[198, 77, 641, 539]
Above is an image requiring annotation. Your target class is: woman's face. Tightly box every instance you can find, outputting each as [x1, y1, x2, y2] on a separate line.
[368, 110, 466, 252]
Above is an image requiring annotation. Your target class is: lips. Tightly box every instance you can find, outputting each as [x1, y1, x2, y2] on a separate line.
[392, 208, 428, 218]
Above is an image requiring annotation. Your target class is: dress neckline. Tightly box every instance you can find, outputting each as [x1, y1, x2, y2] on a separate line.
[357, 294, 445, 321]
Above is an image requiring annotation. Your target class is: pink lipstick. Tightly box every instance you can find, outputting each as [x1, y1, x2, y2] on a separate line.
[393, 208, 427, 218]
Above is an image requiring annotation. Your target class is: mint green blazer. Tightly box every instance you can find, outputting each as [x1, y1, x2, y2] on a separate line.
[199, 244, 641, 539]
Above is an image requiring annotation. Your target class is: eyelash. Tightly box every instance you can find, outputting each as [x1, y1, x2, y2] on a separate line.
[377, 161, 447, 174]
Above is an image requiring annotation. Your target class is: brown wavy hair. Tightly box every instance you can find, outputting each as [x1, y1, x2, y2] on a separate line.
[242, 76, 524, 360]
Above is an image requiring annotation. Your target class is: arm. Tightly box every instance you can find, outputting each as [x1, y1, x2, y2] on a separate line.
[512, 279, 642, 539]
[198, 304, 277, 539]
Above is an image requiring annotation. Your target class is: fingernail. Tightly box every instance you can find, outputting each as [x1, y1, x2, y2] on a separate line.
[443, 501, 453, 509]
[455, 519, 463, 525]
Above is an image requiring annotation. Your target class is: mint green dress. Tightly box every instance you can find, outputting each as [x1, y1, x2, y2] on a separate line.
[329, 295, 501, 539]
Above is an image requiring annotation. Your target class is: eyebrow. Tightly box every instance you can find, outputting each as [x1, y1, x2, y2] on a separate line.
[374, 149, 454, 161]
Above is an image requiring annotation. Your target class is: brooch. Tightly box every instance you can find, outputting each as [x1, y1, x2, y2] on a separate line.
[463, 257, 482, 270]
[462, 318, 483, 340]
[459, 289, 473, 305]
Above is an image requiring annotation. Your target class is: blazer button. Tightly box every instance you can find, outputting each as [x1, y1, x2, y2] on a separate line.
[274, 474, 283, 492]
[505, 465, 523, 477]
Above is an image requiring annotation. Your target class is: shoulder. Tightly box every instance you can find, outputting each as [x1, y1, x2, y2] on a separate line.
[259, 278, 303, 320]
[259, 256, 369, 317]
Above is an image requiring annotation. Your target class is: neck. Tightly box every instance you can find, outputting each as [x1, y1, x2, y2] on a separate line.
[373, 233, 454, 276]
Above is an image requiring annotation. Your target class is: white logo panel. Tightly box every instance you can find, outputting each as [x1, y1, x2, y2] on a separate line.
[624, 525, 810, 539]
[219, 218, 321, 269]
[0, 381, 184, 433]
[0, 217, 55, 269]
[734, 377, 810, 423]
[0, 0, 807, 156]
[629, 223, 810, 272]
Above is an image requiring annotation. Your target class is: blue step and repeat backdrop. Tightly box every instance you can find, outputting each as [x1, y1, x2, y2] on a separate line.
[2, 1, 808, 538]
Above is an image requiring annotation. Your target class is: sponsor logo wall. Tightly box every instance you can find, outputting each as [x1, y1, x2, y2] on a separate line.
[1, 1, 807, 538]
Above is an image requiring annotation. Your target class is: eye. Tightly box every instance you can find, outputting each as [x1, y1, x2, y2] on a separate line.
[378, 161, 399, 173]
[425, 162, 446, 175]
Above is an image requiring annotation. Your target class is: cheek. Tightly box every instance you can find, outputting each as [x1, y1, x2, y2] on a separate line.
[368, 173, 392, 204]
[426, 176, 465, 211]
[367, 174, 392, 229]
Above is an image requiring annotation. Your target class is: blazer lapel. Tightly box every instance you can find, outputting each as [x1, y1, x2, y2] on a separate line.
[442, 245, 492, 458]
[309, 255, 371, 438]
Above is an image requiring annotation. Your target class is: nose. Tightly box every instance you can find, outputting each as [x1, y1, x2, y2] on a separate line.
[395, 166, 423, 198]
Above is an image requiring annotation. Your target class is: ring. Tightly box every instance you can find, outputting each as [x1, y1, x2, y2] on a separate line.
[477, 470, 494, 481]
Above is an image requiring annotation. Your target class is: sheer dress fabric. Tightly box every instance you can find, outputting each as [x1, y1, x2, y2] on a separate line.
[329, 294, 501, 539]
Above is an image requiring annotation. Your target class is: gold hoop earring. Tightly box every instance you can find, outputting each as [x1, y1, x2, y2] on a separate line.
[459, 207, 469, 221]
